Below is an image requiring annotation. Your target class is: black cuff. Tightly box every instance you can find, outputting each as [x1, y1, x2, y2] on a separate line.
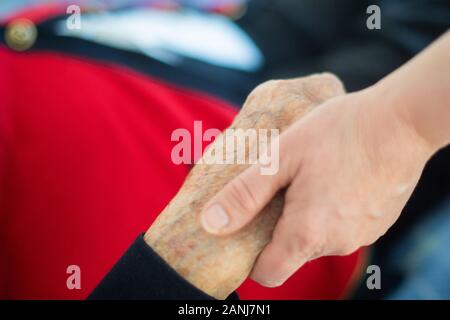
[88, 234, 239, 300]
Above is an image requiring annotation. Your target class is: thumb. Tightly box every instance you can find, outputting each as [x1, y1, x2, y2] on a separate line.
[200, 131, 297, 235]
[200, 163, 283, 235]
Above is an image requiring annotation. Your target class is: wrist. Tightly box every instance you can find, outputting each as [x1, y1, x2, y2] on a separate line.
[144, 211, 245, 300]
[369, 31, 450, 153]
[365, 82, 438, 159]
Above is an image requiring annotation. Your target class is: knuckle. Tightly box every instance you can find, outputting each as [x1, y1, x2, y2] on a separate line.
[294, 228, 323, 253]
[269, 250, 305, 282]
[245, 80, 286, 107]
[303, 73, 345, 102]
[272, 261, 296, 283]
[257, 79, 286, 94]
[227, 175, 258, 215]
[317, 72, 342, 85]
[264, 79, 284, 88]
[246, 87, 261, 102]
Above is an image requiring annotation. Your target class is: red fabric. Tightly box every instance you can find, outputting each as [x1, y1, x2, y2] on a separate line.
[0, 46, 363, 299]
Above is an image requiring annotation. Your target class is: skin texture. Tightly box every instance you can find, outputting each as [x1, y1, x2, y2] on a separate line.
[144, 73, 345, 299]
[200, 31, 450, 287]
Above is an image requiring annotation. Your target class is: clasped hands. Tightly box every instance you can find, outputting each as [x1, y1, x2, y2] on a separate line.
[144, 71, 434, 299]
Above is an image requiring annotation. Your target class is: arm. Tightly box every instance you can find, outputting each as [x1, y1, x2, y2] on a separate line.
[199, 31, 450, 286]
[375, 30, 450, 152]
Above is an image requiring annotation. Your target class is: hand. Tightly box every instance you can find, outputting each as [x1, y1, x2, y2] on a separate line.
[200, 32, 450, 287]
[200, 85, 435, 287]
[145, 73, 345, 299]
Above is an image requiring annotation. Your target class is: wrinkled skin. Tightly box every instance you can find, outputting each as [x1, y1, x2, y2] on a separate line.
[145, 73, 345, 299]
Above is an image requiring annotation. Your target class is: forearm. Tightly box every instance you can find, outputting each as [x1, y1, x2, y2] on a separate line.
[373, 31, 450, 153]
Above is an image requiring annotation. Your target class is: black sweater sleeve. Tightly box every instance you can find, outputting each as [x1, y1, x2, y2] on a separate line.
[88, 234, 238, 300]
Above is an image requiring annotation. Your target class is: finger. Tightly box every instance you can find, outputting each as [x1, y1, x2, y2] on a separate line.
[250, 211, 320, 287]
[200, 162, 283, 235]
[200, 128, 302, 235]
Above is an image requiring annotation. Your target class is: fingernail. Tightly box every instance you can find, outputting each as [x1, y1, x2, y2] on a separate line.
[201, 204, 229, 233]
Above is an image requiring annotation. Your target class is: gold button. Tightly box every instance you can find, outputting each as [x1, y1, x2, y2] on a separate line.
[5, 18, 37, 52]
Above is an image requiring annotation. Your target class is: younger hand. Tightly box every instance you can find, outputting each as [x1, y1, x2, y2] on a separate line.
[200, 86, 434, 287]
